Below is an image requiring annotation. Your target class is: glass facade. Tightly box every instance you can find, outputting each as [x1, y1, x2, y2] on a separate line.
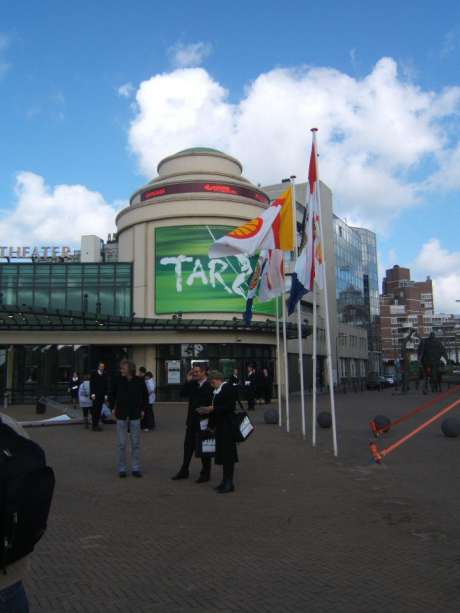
[333, 220, 380, 371]
[333, 217, 367, 327]
[352, 227, 380, 355]
[0, 263, 132, 316]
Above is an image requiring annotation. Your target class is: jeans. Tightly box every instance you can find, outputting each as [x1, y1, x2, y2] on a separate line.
[0, 581, 29, 613]
[117, 419, 141, 473]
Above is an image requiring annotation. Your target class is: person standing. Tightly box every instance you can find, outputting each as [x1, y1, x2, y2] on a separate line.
[244, 364, 257, 411]
[197, 370, 238, 494]
[138, 366, 147, 379]
[172, 365, 214, 483]
[68, 371, 80, 408]
[111, 360, 147, 478]
[229, 368, 240, 386]
[90, 362, 109, 432]
[78, 374, 92, 428]
[142, 371, 156, 431]
[262, 368, 273, 404]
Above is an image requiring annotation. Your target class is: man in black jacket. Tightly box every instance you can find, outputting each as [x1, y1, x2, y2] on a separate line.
[244, 364, 257, 411]
[172, 364, 214, 483]
[111, 360, 148, 478]
[90, 362, 109, 431]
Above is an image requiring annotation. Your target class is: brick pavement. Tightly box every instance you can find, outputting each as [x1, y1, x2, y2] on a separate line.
[6, 388, 460, 612]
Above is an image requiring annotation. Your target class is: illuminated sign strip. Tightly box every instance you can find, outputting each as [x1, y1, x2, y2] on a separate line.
[140, 181, 269, 205]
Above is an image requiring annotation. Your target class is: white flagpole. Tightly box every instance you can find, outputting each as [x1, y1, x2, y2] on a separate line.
[281, 294, 290, 432]
[275, 297, 283, 427]
[312, 283, 317, 446]
[313, 128, 338, 456]
[291, 178, 306, 438]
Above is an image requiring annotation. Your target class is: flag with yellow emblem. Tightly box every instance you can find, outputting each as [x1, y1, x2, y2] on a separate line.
[208, 187, 295, 258]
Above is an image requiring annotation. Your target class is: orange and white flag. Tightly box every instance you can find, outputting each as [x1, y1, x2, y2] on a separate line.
[208, 187, 295, 258]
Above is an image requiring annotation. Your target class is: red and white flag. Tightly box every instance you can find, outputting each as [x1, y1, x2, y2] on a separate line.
[288, 131, 324, 314]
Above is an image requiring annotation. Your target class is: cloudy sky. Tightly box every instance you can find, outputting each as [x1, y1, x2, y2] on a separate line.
[1, 0, 460, 312]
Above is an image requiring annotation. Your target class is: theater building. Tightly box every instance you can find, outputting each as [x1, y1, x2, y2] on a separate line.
[0, 147, 368, 402]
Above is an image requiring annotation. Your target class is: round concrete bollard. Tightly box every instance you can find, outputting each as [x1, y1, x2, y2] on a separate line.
[264, 408, 279, 425]
[317, 411, 332, 429]
[374, 414, 391, 433]
[441, 417, 460, 438]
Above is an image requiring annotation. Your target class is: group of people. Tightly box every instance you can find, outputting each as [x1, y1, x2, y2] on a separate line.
[230, 365, 273, 410]
[69, 363, 156, 433]
[172, 364, 239, 494]
[69, 361, 271, 491]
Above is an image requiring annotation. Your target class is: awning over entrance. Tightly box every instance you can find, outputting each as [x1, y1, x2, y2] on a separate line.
[0, 304, 310, 339]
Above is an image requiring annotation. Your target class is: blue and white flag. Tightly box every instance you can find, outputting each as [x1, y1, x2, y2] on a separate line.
[244, 254, 267, 326]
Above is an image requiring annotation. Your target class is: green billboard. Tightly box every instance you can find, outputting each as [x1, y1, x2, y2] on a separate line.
[155, 225, 275, 315]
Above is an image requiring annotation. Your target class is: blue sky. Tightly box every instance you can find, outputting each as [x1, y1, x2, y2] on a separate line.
[1, 0, 460, 311]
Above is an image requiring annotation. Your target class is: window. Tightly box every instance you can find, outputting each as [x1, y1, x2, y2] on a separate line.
[0, 263, 132, 316]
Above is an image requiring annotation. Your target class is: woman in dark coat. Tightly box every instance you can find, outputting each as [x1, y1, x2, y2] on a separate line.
[197, 370, 238, 494]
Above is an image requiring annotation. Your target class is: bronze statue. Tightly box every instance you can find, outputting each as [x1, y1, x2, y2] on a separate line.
[417, 332, 448, 393]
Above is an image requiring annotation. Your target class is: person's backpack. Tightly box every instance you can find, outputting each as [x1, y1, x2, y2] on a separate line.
[0, 419, 55, 573]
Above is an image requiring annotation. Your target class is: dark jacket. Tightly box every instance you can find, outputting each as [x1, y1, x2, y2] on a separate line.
[180, 379, 214, 430]
[211, 382, 238, 465]
[245, 370, 256, 398]
[90, 370, 109, 400]
[112, 375, 148, 420]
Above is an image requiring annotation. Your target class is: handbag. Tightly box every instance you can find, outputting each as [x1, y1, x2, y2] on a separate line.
[195, 429, 216, 458]
[231, 410, 255, 443]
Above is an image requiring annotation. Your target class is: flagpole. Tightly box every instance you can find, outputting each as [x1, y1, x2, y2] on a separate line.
[281, 294, 290, 432]
[312, 283, 317, 446]
[313, 128, 338, 456]
[275, 296, 283, 427]
[291, 178, 306, 439]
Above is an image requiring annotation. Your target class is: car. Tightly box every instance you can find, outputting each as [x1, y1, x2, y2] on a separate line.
[366, 372, 382, 390]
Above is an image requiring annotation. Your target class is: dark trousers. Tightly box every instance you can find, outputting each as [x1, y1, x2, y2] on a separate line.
[223, 461, 234, 482]
[182, 426, 211, 476]
[141, 404, 156, 430]
[91, 398, 104, 428]
[247, 392, 255, 411]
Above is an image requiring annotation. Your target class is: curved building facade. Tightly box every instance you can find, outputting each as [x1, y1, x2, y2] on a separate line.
[0, 147, 370, 402]
[1, 149, 284, 401]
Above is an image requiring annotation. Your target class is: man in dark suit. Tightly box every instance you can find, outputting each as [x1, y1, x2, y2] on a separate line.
[245, 364, 257, 411]
[90, 362, 109, 432]
[172, 364, 214, 483]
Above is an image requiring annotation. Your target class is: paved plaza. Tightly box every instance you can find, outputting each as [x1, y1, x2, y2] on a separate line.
[8, 388, 460, 613]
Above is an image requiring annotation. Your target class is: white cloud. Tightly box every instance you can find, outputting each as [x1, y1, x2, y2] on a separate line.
[0, 172, 121, 247]
[168, 42, 212, 68]
[414, 238, 460, 313]
[118, 82, 134, 98]
[126, 58, 460, 229]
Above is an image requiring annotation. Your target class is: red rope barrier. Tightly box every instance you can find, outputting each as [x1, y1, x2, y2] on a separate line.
[369, 385, 460, 437]
[369, 398, 460, 464]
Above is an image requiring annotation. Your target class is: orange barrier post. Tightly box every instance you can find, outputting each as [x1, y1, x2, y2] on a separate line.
[369, 385, 460, 437]
[369, 441, 383, 464]
[370, 398, 460, 463]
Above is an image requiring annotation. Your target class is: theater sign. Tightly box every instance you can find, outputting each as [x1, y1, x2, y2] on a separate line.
[0, 245, 76, 259]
